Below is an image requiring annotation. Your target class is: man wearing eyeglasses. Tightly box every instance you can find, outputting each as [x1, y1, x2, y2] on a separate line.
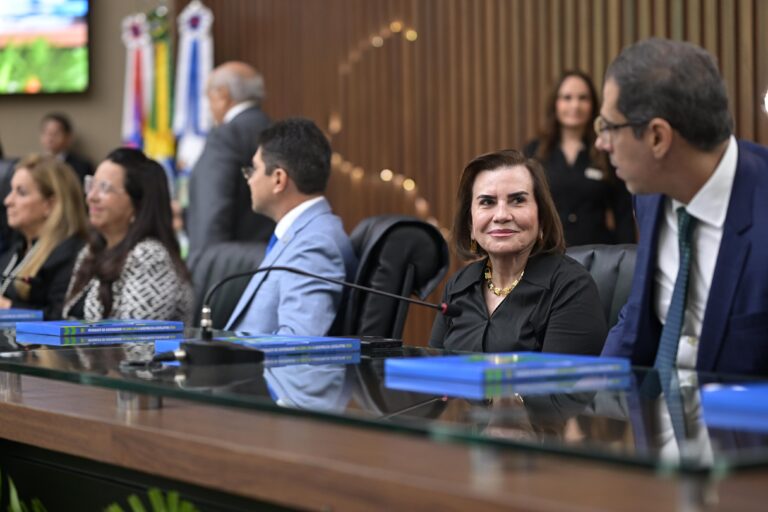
[598, 38, 768, 376]
[225, 118, 357, 337]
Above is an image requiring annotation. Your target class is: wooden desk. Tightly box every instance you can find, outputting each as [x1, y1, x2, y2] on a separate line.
[1, 373, 766, 511]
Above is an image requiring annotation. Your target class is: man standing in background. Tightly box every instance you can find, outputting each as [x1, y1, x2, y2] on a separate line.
[40, 112, 93, 183]
[186, 61, 274, 271]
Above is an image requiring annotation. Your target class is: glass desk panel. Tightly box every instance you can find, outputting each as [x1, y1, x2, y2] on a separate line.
[1, 330, 767, 476]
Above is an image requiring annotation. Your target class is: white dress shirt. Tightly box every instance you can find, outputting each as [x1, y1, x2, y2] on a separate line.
[223, 101, 256, 124]
[273, 196, 325, 241]
[653, 136, 738, 369]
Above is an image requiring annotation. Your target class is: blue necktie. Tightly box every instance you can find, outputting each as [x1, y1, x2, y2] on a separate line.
[265, 233, 278, 255]
[655, 207, 696, 370]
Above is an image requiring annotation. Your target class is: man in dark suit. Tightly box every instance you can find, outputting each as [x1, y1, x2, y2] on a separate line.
[598, 38, 768, 376]
[40, 112, 93, 183]
[186, 61, 275, 271]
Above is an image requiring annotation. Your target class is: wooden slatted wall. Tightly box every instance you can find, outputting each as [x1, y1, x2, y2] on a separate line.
[181, 0, 768, 345]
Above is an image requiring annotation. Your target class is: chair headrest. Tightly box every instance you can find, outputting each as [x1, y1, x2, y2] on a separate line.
[350, 215, 449, 299]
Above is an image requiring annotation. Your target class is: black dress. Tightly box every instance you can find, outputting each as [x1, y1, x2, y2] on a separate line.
[429, 252, 607, 355]
[524, 140, 635, 246]
[0, 235, 85, 319]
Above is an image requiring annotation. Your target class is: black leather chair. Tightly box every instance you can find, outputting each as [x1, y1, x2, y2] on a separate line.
[566, 244, 637, 329]
[191, 241, 267, 328]
[337, 215, 450, 339]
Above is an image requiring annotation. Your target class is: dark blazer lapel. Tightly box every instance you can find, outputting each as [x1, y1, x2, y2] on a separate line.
[697, 156, 754, 372]
[632, 195, 665, 365]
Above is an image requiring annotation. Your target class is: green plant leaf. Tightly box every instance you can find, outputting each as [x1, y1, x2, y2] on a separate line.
[8, 475, 22, 512]
[29, 499, 47, 512]
[104, 505, 125, 512]
[126, 495, 147, 512]
[165, 491, 179, 512]
[147, 489, 166, 512]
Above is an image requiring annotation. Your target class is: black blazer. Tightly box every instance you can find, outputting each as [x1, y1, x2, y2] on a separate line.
[64, 152, 94, 183]
[429, 252, 607, 355]
[524, 140, 635, 246]
[186, 106, 275, 270]
[0, 235, 85, 319]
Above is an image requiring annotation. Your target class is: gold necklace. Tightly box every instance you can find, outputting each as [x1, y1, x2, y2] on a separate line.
[483, 264, 524, 297]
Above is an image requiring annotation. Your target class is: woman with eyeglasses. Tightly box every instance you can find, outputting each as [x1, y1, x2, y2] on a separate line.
[63, 148, 193, 322]
[524, 70, 635, 246]
[0, 155, 87, 319]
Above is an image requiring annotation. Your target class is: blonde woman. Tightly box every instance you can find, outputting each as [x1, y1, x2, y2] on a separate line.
[0, 155, 87, 319]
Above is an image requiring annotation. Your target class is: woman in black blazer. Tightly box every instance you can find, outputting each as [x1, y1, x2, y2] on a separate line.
[429, 149, 607, 355]
[524, 70, 635, 246]
[0, 155, 87, 319]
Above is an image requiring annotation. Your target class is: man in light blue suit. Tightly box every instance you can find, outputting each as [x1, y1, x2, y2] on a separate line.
[226, 118, 357, 336]
[597, 38, 768, 376]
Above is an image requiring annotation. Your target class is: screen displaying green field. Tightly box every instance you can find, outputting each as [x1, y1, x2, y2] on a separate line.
[0, 0, 89, 94]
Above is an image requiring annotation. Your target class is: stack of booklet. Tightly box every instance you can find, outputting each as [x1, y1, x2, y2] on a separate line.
[0, 308, 43, 328]
[701, 383, 768, 433]
[384, 352, 631, 399]
[14, 319, 185, 346]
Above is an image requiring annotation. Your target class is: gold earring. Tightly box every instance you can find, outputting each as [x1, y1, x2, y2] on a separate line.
[470, 239, 478, 253]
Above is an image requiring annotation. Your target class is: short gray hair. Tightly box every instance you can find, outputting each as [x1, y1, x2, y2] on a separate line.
[209, 64, 265, 105]
[605, 38, 732, 151]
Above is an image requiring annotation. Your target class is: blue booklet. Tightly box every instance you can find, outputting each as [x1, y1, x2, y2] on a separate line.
[385, 373, 632, 400]
[384, 352, 630, 383]
[0, 308, 44, 326]
[264, 351, 361, 367]
[216, 334, 360, 355]
[701, 383, 768, 433]
[15, 319, 184, 336]
[16, 331, 185, 346]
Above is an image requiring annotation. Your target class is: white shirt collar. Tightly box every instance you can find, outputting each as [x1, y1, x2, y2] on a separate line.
[274, 196, 324, 240]
[223, 101, 256, 124]
[673, 136, 738, 228]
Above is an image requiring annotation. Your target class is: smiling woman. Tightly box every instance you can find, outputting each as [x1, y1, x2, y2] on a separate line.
[0, 155, 87, 319]
[62, 148, 193, 322]
[429, 149, 607, 355]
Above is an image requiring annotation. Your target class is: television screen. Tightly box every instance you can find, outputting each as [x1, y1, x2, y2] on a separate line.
[0, 0, 90, 94]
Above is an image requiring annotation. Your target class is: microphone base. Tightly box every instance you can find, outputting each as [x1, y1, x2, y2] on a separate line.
[360, 336, 403, 356]
[181, 340, 265, 365]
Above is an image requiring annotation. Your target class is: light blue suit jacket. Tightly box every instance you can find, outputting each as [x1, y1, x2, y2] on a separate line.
[225, 198, 357, 336]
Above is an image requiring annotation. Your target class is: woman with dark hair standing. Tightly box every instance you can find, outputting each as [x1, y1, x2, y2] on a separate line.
[63, 148, 193, 322]
[429, 149, 606, 354]
[524, 70, 635, 246]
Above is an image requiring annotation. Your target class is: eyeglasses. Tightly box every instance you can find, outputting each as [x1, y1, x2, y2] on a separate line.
[84, 175, 124, 196]
[593, 116, 648, 140]
[241, 165, 256, 181]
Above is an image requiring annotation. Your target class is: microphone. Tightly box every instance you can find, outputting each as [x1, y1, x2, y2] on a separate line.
[200, 265, 461, 341]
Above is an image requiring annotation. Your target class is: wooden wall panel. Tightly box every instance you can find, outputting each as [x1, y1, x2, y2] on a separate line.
[181, 0, 768, 345]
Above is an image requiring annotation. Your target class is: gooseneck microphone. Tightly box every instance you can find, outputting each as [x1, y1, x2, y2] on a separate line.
[199, 265, 461, 340]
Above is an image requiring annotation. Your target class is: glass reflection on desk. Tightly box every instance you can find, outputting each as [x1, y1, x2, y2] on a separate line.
[1, 334, 768, 475]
